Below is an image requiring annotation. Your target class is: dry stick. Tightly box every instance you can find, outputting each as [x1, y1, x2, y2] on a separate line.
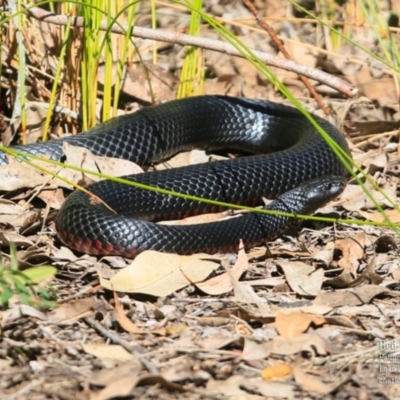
[8, 1, 26, 125]
[243, 0, 329, 115]
[83, 317, 159, 374]
[24, 5, 357, 97]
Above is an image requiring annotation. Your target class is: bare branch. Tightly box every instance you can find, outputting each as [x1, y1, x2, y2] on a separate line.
[25, 6, 357, 97]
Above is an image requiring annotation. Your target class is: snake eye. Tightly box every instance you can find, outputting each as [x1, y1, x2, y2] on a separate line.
[325, 182, 333, 191]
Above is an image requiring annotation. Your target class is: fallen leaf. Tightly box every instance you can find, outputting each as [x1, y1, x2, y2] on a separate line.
[0, 232, 35, 247]
[89, 361, 142, 386]
[261, 364, 293, 380]
[98, 251, 220, 296]
[335, 232, 374, 273]
[47, 298, 96, 323]
[0, 162, 50, 191]
[91, 374, 185, 400]
[37, 187, 65, 210]
[113, 292, 166, 335]
[206, 375, 296, 398]
[341, 181, 397, 212]
[314, 285, 389, 307]
[312, 243, 334, 267]
[324, 269, 354, 288]
[348, 254, 384, 287]
[156, 149, 211, 170]
[197, 328, 240, 350]
[82, 343, 137, 361]
[241, 333, 329, 361]
[275, 311, 326, 338]
[2, 304, 47, 325]
[293, 364, 352, 395]
[196, 317, 231, 327]
[62, 142, 143, 185]
[0, 201, 39, 231]
[196, 244, 249, 295]
[277, 260, 324, 296]
[358, 209, 400, 223]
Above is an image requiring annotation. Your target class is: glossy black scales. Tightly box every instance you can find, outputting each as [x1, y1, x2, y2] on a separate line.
[0, 96, 351, 257]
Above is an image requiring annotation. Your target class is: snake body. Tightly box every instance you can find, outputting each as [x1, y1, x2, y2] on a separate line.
[0, 96, 351, 257]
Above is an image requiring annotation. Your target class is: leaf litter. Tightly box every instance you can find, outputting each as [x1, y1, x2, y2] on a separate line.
[1, 1, 400, 399]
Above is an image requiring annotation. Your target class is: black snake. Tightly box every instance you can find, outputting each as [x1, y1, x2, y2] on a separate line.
[0, 96, 351, 257]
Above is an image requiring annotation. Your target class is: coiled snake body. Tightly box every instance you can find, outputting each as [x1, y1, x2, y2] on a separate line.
[0, 96, 351, 257]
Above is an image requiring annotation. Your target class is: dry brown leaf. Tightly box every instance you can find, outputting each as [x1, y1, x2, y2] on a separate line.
[0, 163, 51, 191]
[52, 246, 79, 261]
[0, 141, 143, 193]
[261, 364, 293, 380]
[340, 183, 368, 212]
[358, 209, 400, 223]
[206, 375, 296, 399]
[160, 210, 228, 226]
[89, 361, 142, 387]
[277, 260, 324, 296]
[232, 277, 272, 315]
[314, 284, 389, 307]
[348, 254, 384, 287]
[242, 277, 286, 287]
[263, 334, 329, 357]
[82, 343, 137, 361]
[91, 374, 184, 400]
[196, 244, 249, 295]
[0, 232, 34, 247]
[162, 356, 196, 382]
[98, 251, 220, 296]
[241, 338, 271, 361]
[243, 379, 296, 399]
[293, 366, 337, 395]
[241, 334, 329, 361]
[164, 321, 186, 336]
[275, 311, 326, 338]
[324, 269, 354, 288]
[197, 317, 231, 327]
[206, 375, 257, 397]
[197, 329, 240, 350]
[37, 188, 65, 210]
[341, 181, 397, 212]
[156, 149, 211, 171]
[235, 300, 332, 323]
[312, 243, 334, 267]
[2, 304, 47, 325]
[47, 298, 96, 323]
[247, 247, 311, 260]
[202, 247, 269, 315]
[113, 291, 145, 334]
[324, 315, 359, 329]
[113, 292, 166, 335]
[335, 232, 374, 273]
[62, 142, 143, 185]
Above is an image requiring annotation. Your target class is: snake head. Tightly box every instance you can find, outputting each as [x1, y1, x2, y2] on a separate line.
[297, 175, 347, 214]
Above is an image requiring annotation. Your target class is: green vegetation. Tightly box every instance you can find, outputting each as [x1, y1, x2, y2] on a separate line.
[0, 244, 57, 310]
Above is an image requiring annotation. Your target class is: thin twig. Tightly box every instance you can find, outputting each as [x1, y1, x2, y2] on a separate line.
[8, 1, 26, 124]
[23, 5, 357, 97]
[243, 0, 329, 114]
[84, 317, 159, 374]
[29, 101, 80, 120]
